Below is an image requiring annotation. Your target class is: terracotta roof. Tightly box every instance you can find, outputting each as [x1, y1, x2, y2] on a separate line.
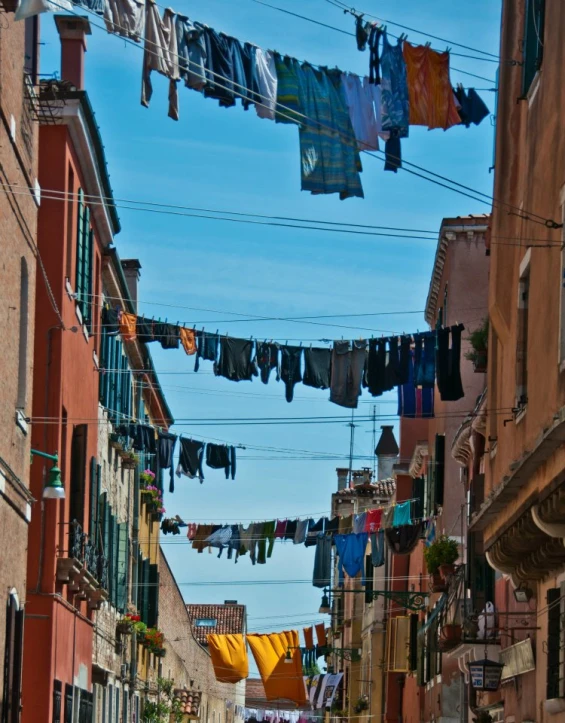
[186, 602, 246, 645]
[335, 479, 396, 497]
[375, 426, 399, 456]
[246, 679, 310, 711]
[174, 689, 202, 718]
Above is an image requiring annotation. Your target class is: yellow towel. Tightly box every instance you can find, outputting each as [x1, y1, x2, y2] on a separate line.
[207, 633, 249, 684]
[247, 630, 307, 706]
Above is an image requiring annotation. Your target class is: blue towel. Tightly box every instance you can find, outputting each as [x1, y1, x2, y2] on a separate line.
[334, 533, 369, 583]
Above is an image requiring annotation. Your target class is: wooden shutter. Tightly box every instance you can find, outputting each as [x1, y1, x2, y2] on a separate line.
[108, 510, 115, 606]
[385, 616, 410, 672]
[112, 515, 119, 608]
[147, 563, 159, 627]
[64, 684, 73, 723]
[53, 680, 62, 723]
[70, 425, 88, 528]
[141, 559, 150, 623]
[364, 555, 374, 604]
[117, 523, 128, 612]
[547, 587, 560, 699]
[434, 435, 445, 507]
[76, 189, 84, 300]
[89, 457, 98, 546]
[99, 327, 108, 403]
[85, 222, 93, 328]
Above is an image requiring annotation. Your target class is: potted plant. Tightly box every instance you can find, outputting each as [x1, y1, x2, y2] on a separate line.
[134, 620, 147, 642]
[146, 627, 165, 655]
[439, 620, 462, 651]
[140, 469, 156, 487]
[354, 695, 369, 714]
[424, 535, 459, 587]
[117, 613, 140, 635]
[465, 319, 488, 373]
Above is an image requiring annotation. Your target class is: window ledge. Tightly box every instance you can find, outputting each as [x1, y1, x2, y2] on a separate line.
[515, 406, 527, 426]
[15, 409, 28, 435]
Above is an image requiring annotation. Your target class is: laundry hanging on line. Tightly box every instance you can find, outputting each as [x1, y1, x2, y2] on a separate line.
[107, 308, 465, 411]
[16, 0, 489, 199]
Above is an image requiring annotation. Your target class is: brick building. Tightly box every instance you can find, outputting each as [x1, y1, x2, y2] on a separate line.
[469, 0, 565, 719]
[0, 4, 39, 721]
[160, 551, 246, 723]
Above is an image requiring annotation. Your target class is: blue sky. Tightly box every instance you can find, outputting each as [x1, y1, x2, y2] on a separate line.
[40, 0, 500, 673]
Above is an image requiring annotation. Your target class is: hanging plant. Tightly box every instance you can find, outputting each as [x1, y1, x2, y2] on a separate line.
[354, 695, 369, 713]
[464, 318, 488, 372]
[140, 469, 156, 487]
[423, 535, 459, 575]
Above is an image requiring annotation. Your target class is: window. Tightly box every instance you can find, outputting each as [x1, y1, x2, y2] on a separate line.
[53, 680, 62, 723]
[99, 330, 132, 423]
[516, 255, 530, 408]
[195, 619, 217, 627]
[434, 435, 445, 508]
[23, 16, 39, 83]
[521, 0, 545, 96]
[16, 258, 29, 412]
[364, 555, 374, 605]
[2, 592, 24, 723]
[70, 425, 88, 528]
[75, 189, 93, 329]
[64, 684, 73, 723]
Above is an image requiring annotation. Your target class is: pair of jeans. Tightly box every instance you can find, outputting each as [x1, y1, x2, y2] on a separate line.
[303, 348, 331, 389]
[330, 340, 367, 408]
[414, 331, 436, 387]
[202, 28, 235, 107]
[370, 530, 385, 567]
[397, 351, 435, 418]
[281, 346, 303, 402]
[436, 324, 464, 401]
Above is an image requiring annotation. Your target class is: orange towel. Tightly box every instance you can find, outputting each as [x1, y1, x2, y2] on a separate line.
[207, 633, 249, 683]
[315, 623, 327, 648]
[180, 327, 197, 355]
[403, 42, 460, 130]
[247, 630, 308, 705]
[303, 626, 314, 650]
[120, 312, 137, 341]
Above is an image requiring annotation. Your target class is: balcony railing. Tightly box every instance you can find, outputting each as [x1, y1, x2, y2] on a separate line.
[57, 521, 109, 609]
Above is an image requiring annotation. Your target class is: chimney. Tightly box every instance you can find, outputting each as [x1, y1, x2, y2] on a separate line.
[224, 600, 238, 605]
[54, 15, 91, 90]
[121, 259, 142, 313]
[375, 425, 399, 480]
[336, 467, 349, 491]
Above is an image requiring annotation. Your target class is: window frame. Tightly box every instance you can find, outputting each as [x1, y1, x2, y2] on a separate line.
[521, 0, 545, 97]
[516, 250, 531, 413]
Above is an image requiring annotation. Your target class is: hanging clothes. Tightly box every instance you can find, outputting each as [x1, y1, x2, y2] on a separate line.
[315, 623, 327, 648]
[398, 349, 434, 418]
[370, 530, 385, 566]
[102, 307, 120, 336]
[283, 519, 298, 541]
[365, 338, 386, 396]
[256, 342, 280, 385]
[296, 63, 364, 200]
[353, 512, 367, 534]
[228, 36, 248, 107]
[427, 48, 461, 130]
[238, 524, 254, 559]
[192, 524, 214, 553]
[454, 86, 490, 127]
[303, 627, 314, 650]
[120, 311, 137, 341]
[239, 41, 261, 110]
[215, 337, 258, 382]
[141, 0, 179, 121]
[179, 327, 197, 355]
[330, 340, 367, 409]
[206, 526, 233, 557]
[381, 506, 395, 529]
[340, 74, 381, 151]
[436, 324, 465, 401]
[208, 633, 249, 683]
[380, 32, 409, 138]
[313, 534, 332, 588]
[338, 515, 353, 535]
[305, 517, 327, 548]
[258, 520, 276, 564]
[247, 631, 308, 705]
[158, 431, 177, 493]
[176, 16, 207, 90]
[176, 437, 205, 482]
[195, 331, 220, 371]
[392, 500, 412, 527]
[274, 54, 302, 124]
[255, 48, 278, 120]
[136, 317, 155, 343]
[303, 347, 332, 390]
[385, 522, 423, 554]
[414, 331, 436, 387]
[202, 29, 237, 107]
[275, 519, 287, 539]
[227, 524, 241, 561]
[154, 322, 180, 349]
[294, 518, 310, 545]
[117, 423, 156, 455]
[280, 346, 303, 403]
[333, 533, 368, 583]
[206, 444, 236, 480]
[104, 0, 144, 42]
[365, 508, 382, 533]
[367, 24, 383, 85]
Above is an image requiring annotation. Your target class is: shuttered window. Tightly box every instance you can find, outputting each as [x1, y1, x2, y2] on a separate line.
[99, 330, 132, 423]
[408, 614, 419, 672]
[64, 684, 73, 723]
[434, 435, 445, 507]
[89, 458, 101, 548]
[364, 555, 374, 605]
[117, 523, 128, 613]
[70, 425, 88, 528]
[53, 680, 62, 723]
[385, 616, 410, 672]
[75, 189, 93, 329]
[521, 0, 545, 96]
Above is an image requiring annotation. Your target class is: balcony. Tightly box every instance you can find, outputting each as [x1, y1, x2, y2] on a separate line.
[57, 521, 109, 609]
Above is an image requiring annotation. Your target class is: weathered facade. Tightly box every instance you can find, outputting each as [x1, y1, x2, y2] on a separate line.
[0, 4, 39, 720]
[470, 0, 565, 719]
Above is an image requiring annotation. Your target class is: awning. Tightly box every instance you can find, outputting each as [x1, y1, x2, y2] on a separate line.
[500, 639, 535, 681]
[418, 594, 447, 637]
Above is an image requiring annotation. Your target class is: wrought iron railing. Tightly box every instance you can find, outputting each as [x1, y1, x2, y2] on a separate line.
[69, 520, 109, 591]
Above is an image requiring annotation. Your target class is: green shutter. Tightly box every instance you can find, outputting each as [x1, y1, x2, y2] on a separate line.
[89, 457, 98, 546]
[141, 558, 150, 623]
[99, 327, 108, 404]
[112, 515, 119, 608]
[117, 523, 128, 612]
[85, 223, 93, 328]
[434, 435, 445, 507]
[147, 564, 159, 628]
[521, 0, 545, 96]
[76, 189, 84, 300]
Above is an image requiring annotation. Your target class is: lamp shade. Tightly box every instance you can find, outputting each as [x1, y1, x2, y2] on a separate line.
[469, 658, 504, 691]
[319, 592, 331, 615]
[43, 464, 65, 500]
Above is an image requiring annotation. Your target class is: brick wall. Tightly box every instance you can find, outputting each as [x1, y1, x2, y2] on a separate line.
[158, 549, 245, 723]
[0, 8, 39, 716]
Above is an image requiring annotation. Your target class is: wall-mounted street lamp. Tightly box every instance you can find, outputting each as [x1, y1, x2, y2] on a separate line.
[319, 591, 331, 615]
[31, 449, 65, 499]
[321, 587, 427, 612]
[513, 582, 533, 604]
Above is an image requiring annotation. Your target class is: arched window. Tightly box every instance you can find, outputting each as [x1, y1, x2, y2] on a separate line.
[16, 258, 29, 411]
